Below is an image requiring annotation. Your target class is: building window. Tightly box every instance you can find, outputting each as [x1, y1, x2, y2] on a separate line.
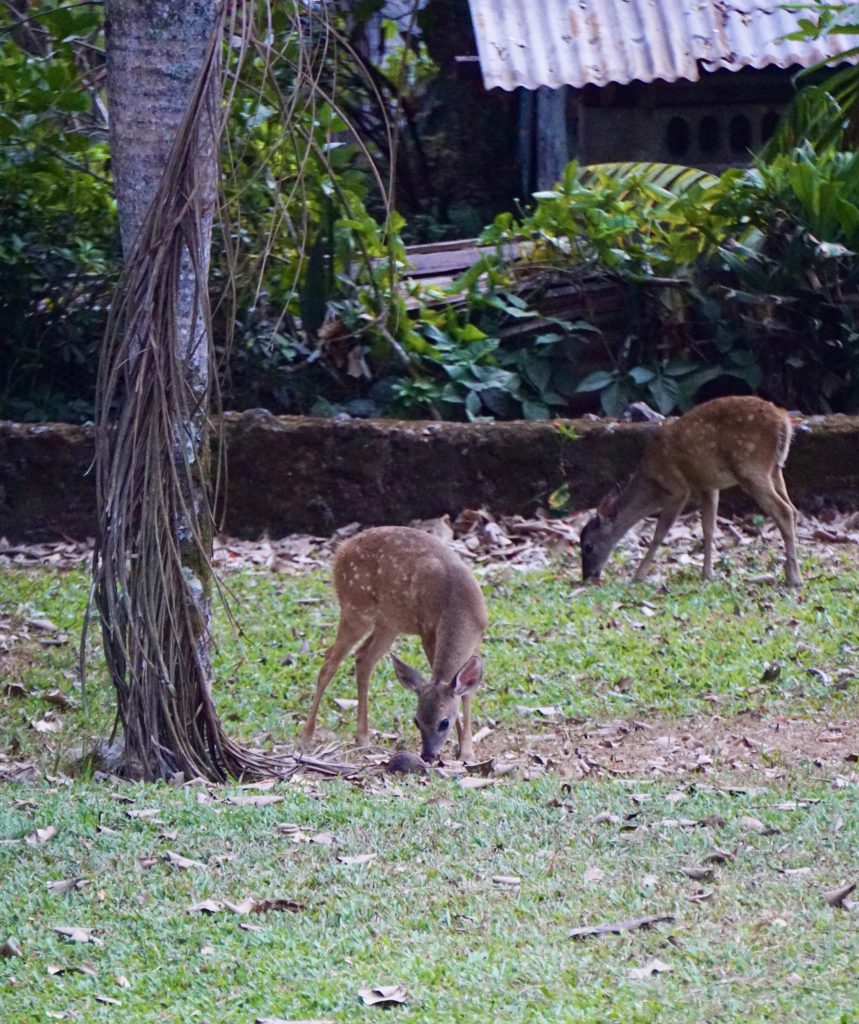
[729, 114, 753, 153]
[666, 116, 690, 157]
[698, 115, 720, 154]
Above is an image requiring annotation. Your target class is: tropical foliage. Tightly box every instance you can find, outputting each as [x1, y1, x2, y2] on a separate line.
[2, 0, 859, 421]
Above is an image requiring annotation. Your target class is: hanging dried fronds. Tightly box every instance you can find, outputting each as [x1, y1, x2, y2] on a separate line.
[88, 0, 401, 781]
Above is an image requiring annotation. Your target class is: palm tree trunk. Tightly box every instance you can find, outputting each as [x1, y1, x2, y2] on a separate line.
[95, 0, 228, 780]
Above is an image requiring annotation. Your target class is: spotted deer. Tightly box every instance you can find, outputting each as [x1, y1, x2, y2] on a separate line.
[579, 396, 801, 585]
[301, 526, 488, 762]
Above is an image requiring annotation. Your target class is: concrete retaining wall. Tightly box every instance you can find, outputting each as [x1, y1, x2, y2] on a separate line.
[1, 410, 857, 542]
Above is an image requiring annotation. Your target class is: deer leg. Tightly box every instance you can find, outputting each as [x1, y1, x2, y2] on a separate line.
[633, 494, 688, 581]
[456, 691, 475, 762]
[302, 616, 369, 749]
[353, 626, 398, 747]
[700, 489, 719, 581]
[773, 465, 796, 509]
[739, 472, 801, 586]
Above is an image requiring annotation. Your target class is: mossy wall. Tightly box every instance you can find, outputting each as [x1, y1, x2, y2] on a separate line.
[1, 412, 857, 541]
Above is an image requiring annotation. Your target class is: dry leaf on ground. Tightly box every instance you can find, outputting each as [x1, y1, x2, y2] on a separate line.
[628, 958, 672, 980]
[257, 1018, 335, 1024]
[1, 938, 22, 958]
[823, 881, 856, 908]
[164, 850, 206, 870]
[47, 878, 88, 895]
[25, 825, 57, 845]
[358, 984, 409, 1007]
[567, 914, 675, 940]
[680, 865, 715, 881]
[54, 926, 102, 946]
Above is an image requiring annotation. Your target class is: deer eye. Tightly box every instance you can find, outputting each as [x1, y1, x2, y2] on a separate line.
[438, 718, 450, 733]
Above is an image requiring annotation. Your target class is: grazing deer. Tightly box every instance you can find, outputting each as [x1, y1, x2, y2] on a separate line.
[580, 396, 801, 585]
[302, 526, 488, 762]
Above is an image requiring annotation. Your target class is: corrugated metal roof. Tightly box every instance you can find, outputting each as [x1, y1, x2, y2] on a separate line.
[467, 0, 859, 91]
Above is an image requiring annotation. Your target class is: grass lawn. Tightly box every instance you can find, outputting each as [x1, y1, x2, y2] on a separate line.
[1, 534, 858, 1022]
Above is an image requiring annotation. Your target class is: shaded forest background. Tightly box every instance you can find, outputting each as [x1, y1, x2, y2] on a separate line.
[3, 0, 859, 424]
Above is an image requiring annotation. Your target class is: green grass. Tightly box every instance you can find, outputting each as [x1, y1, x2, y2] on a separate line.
[1, 775, 857, 1022]
[1, 548, 858, 1022]
[1, 546, 857, 761]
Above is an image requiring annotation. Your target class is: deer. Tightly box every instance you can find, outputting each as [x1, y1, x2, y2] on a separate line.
[579, 396, 801, 586]
[301, 526, 488, 763]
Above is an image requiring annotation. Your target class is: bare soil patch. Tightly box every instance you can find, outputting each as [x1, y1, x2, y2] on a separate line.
[451, 712, 859, 784]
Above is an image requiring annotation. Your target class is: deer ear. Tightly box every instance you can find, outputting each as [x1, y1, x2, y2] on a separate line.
[391, 654, 426, 693]
[451, 655, 483, 697]
[597, 487, 620, 519]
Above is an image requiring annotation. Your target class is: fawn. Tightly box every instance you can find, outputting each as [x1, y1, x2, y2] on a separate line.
[301, 526, 488, 762]
[580, 396, 801, 585]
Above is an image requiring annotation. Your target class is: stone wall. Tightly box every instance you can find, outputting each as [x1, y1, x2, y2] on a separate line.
[1, 410, 857, 542]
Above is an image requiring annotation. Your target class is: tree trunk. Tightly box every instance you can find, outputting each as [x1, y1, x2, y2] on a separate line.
[94, 0, 232, 780]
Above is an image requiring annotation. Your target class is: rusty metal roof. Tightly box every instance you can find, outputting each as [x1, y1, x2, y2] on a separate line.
[467, 0, 859, 91]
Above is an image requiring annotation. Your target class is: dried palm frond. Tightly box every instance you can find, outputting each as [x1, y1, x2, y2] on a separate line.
[89, 0, 394, 781]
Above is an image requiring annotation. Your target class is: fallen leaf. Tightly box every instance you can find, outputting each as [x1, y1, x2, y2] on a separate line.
[358, 984, 408, 1007]
[3, 682, 28, 698]
[628, 958, 672, 980]
[47, 962, 98, 977]
[27, 617, 59, 632]
[776, 866, 812, 877]
[31, 714, 62, 733]
[250, 898, 305, 914]
[567, 914, 675, 940]
[309, 831, 335, 847]
[47, 877, 88, 895]
[200, 945, 216, 956]
[257, 1019, 335, 1024]
[823, 881, 856, 908]
[188, 900, 223, 915]
[1, 938, 22, 958]
[702, 846, 735, 864]
[114, 975, 130, 988]
[583, 866, 605, 883]
[491, 875, 521, 887]
[337, 854, 377, 866]
[54, 926, 102, 946]
[333, 698, 358, 711]
[458, 776, 495, 790]
[95, 995, 121, 1006]
[680, 866, 714, 882]
[592, 811, 622, 825]
[684, 889, 714, 902]
[739, 815, 766, 833]
[25, 825, 57, 845]
[40, 690, 76, 710]
[164, 850, 205, 870]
